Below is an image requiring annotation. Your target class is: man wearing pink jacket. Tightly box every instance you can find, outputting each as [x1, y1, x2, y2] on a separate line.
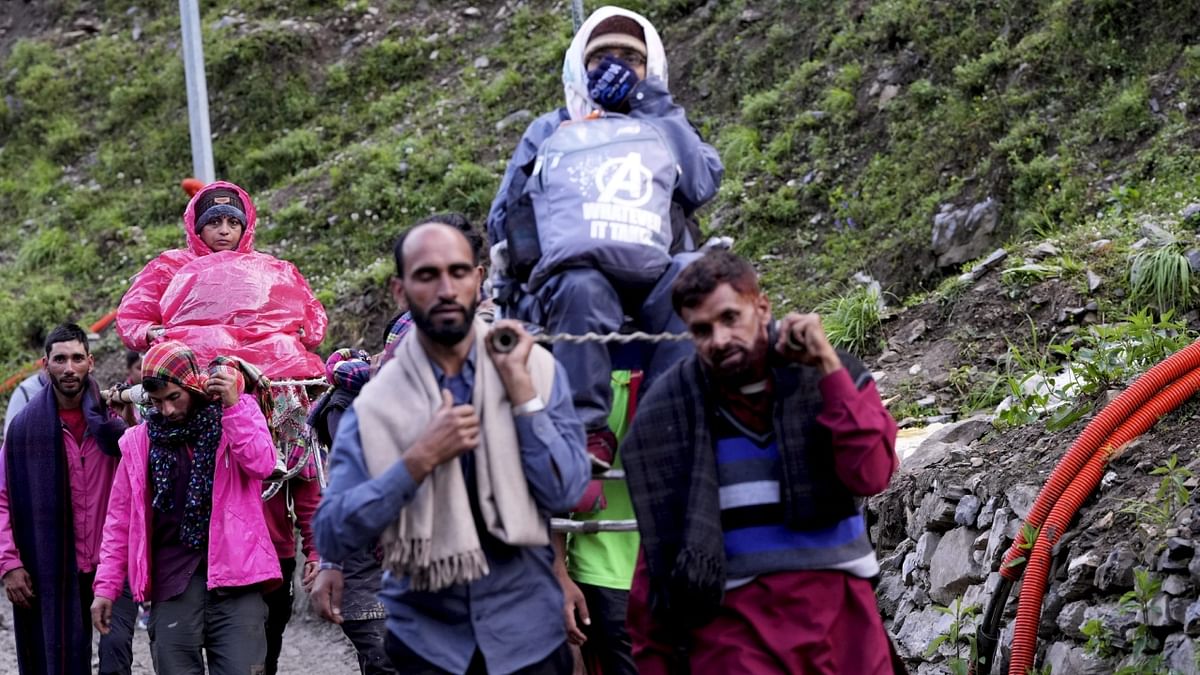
[91, 340, 281, 675]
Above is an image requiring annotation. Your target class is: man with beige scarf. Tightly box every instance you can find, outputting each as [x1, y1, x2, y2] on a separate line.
[314, 220, 590, 675]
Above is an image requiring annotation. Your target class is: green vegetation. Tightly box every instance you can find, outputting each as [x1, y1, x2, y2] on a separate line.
[1082, 618, 1115, 659]
[924, 596, 980, 675]
[1002, 523, 1040, 571]
[1115, 569, 1166, 674]
[0, 0, 1199, 382]
[996, 310, 1195, 429]
[1120, 454, 1195, 535]
[819, 285, 884, 353]
[1130, 239, 1193, 313]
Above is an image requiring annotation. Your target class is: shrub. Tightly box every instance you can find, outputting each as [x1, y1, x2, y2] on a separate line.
[818, 285, 883, 353]
[234, 129, 324, 189]
[716, 126, 764, 175]
[821, 87, 857, 121]
[1099, 79, 1154, 141]
[1130, 241, 1191, 313]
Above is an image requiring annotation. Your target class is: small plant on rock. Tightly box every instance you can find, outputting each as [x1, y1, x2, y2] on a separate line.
[924, 596, 980, 675]
[1082, 618, 1114, 658]
[1002, 523, 1040, 571]
[1119, 454, 1194, 535]
[1150, 453, 1194, 510]
[1114, 568, 1164, 674]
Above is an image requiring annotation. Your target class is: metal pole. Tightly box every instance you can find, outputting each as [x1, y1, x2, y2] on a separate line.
[179, 0, 215, 183]
[570, 0, 585, 32]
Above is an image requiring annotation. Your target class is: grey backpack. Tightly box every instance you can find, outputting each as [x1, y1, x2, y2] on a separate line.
[523, 114, 680, 292]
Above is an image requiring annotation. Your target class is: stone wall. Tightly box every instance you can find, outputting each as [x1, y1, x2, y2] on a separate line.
[876, 421, 1200, 674]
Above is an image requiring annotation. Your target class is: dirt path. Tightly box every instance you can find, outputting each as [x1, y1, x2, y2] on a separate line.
[0, 596, 362, 674]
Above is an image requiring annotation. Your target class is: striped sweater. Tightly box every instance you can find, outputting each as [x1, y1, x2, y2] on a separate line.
[714, 404, 879, 588]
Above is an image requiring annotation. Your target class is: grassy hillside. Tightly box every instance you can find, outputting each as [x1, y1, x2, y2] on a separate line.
[1, 0, 1199, 374]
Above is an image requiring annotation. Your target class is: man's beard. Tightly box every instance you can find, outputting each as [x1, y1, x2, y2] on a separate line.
[410, 298, 478, 346]
[707, 330, 770, 385]
[51, 372, 87, 399]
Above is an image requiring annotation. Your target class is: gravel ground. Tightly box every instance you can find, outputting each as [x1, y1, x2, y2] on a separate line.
[0, 590, 362, 674]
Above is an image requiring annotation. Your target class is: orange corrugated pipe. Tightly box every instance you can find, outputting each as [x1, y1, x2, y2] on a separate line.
[1007, 365, 1200, 674]
[1000, 339, 1200, 578]
[90, 309, 118, 334]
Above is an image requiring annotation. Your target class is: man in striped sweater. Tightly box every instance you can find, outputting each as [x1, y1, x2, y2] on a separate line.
[622, 250, 901, 674]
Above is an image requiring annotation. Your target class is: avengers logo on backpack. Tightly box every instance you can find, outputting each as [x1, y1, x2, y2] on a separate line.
[517, 114, 680, 292]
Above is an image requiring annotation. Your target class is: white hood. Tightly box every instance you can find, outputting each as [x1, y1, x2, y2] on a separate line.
[562, 6, 668, 121]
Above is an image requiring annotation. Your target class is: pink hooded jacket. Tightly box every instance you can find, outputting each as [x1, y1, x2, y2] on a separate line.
[93, 394, 281, 602]
[116, 181, 328, 378]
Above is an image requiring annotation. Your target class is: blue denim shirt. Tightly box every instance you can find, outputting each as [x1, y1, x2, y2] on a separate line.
[314, 346, 588, 674]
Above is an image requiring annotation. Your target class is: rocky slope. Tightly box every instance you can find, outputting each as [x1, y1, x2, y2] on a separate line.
[4, 1, 1200, 671]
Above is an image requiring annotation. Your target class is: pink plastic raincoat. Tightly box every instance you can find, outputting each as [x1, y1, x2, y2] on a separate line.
[116, 182, 327, 378]
[93, 395, 281, 602]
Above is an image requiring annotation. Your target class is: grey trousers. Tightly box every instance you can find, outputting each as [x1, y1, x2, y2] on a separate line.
[99, 584, 139, 675]
[148, 571, 268, 675]
[342, 619, 398, 675]
[530, 253, 699, 430]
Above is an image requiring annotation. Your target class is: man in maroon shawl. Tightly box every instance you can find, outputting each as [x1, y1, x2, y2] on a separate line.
[0, 323, 132, 675]
[622, 251, 903, 674]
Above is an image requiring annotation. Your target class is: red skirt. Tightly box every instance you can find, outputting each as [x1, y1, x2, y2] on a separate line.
[630, 560, 892, 674]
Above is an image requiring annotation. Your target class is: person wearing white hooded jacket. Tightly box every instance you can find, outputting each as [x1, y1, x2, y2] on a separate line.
[486, 5, 724, 481]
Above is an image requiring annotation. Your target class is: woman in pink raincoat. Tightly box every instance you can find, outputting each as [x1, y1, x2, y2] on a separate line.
[116, 180, 329, 477]
[116, 180, 327, 377]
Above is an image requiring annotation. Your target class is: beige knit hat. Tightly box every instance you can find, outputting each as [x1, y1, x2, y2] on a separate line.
[583, 15, 647, 63]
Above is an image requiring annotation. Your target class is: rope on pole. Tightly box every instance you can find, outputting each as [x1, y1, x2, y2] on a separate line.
[570, 0, 585, 31]
[270, 377, 331, 388]
[551, 518, 638, 533]
[490, 326, 691, 353]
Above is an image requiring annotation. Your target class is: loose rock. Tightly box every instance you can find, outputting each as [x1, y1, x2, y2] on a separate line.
[955, 495, 982, 527]
[907, 489, 961, 539]
[1059, 551, 1101, 601]
[932, 199, 1001, 268]
[976, 497, 997, 529]
[1095, 546, 1137, 591]
[1083, 602, 1140, 649]
[1004, 484, 1039, 521]
[894, 318, 927, 345]
[1181, 202, 1200, 221]
[915, 531, 942, 569]
[1043, 641, 1112, 675]
[1163, 634, 1199, 674]
[929, 527, 985, 604]
[495, 109, 533, 131]
[958, 248, 1008, 283]
[1057, 600, 1089, 639]
[878, 84, 901, 108]
[893, 605, 955, 660]
[1187, 600, 1200, 636]
[1030, 242, 1061, 259]
[1165, 575, 1192, 596]
[926, 416, 993, 446]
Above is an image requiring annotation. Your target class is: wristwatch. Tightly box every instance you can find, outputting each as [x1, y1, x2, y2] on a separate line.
[512, 396, 546, 416]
